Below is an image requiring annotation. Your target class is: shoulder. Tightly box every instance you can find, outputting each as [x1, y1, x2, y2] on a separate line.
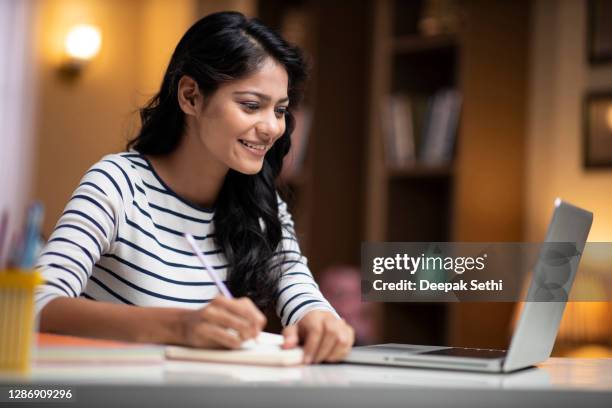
[80, 152, 142, 202]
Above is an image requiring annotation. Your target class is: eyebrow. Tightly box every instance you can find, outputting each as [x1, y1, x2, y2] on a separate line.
[233, 91, 289, 104]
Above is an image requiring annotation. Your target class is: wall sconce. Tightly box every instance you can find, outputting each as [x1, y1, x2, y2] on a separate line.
[58, 24, 102, 81]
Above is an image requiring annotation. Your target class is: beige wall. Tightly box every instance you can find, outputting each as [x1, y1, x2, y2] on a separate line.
[526, 0, 612, 242]
[32, 0, 254, 236]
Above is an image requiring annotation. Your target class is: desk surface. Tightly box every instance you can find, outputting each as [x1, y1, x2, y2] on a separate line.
[1, 337, 610, 408]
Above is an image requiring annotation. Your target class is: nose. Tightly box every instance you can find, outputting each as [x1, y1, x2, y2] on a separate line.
[256, 109, 282, 140]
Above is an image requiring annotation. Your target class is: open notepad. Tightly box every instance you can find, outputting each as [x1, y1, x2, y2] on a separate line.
[165, 332, 304, 367]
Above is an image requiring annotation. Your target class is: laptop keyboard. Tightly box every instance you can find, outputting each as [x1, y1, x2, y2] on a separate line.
[422, 347, 507, 359]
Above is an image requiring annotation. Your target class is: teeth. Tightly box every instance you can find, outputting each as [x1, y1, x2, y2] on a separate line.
[239, 140, 266, 150]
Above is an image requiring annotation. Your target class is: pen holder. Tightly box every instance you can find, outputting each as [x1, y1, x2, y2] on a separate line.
[0, 270, 43, 373]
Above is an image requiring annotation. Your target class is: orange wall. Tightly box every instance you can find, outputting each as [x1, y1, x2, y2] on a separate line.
[526, 0, 612, 242]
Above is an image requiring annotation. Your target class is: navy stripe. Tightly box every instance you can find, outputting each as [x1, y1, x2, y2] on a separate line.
[280, 291, 310, 318]
[58, 278, 78, 297]
[132, 200, 210, 228]
[79, 181, 107, 196]
[270, 259, 306, 271]
[48, 237, 95, 265]
[43, 281, 72, 297]
[120, 153, 144, 159]
[125, 211, 213, 240]
[141, 180, 214, 214]
[47, 262, 85, 289]
[281, 236, 299, 243]
[54, 224, 102, 255]
[281, 271, 313, 279]
[63, 210, 107, 237]
[274, 250, 302, 257]
[103, 159, 134, 197]
[102, 253, 224, 286]
[122, 215, 221, 255]
[71, 194, 115, 224]
[115, 237, 228, 270]
[142, 180, 169, 195]
[95, 264, 213, 304]
[285, 299, 324, 325]
[127, 159, 150, 170]
[81, 292, 96, 301]
[87, 168, 124, 199]
[89, 275, 134, 305]
[148, 202, 213, 223]
[276, 282, 317, 297]
[135, 184, 146, 195]
[40, 251, 89, 276]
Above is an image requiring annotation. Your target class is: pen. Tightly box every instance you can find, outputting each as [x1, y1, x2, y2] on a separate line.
[0, 210, 8, 269]
[184, 233, 233, 298]
[19, 202, 45, 269]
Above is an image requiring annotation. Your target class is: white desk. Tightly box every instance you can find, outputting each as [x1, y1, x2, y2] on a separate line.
[2, 354, 611, 407]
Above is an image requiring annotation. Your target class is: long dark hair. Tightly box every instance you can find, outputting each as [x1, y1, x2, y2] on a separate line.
[127, 11, 307, 308]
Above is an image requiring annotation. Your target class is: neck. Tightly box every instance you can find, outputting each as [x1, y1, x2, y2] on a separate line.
[145, 129, 228, 209]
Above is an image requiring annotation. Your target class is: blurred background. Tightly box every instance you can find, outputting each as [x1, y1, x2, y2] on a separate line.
[1, 0, 611, 357]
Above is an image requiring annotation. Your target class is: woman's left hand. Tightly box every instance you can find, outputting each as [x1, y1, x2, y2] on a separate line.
[282, 310, 355, 364]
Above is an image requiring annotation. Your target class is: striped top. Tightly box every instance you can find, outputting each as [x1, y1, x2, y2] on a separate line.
[35, 151, 337, 326]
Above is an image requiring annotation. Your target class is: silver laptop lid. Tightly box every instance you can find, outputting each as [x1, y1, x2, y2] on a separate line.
[503, 199, 593, 372]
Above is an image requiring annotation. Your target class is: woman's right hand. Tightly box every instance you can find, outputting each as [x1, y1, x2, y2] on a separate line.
[179, 295, 266, 349]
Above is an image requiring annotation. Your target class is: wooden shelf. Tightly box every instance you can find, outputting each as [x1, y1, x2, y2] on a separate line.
[392, 34, 458, 54]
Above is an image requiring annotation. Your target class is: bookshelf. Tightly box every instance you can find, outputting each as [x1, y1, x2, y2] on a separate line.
[365, 0, 529, 347]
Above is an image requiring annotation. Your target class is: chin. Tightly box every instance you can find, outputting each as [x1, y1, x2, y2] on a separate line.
[232, 161, 264, 175]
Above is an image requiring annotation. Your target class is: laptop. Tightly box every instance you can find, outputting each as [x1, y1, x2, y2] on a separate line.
[345, 199, 593, 373]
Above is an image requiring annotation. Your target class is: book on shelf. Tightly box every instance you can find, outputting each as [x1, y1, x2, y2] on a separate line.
[420, 88, 462, 166]
[382, 90, 460, 169]
[381, 94, 417, 168]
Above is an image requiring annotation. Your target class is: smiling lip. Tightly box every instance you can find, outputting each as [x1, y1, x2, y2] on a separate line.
[238, 139, 268, 157]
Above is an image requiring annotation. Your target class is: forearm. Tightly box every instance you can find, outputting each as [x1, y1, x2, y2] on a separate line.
[39, 297, 187, 345]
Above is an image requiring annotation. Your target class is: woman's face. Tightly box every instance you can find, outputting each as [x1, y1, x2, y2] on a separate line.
[191, 57, 289, 175]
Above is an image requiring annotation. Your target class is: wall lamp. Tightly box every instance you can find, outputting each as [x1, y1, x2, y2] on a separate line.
[58, 24, 102, 81]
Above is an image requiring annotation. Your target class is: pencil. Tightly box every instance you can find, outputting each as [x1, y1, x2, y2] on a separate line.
[184, 233, 233, 299]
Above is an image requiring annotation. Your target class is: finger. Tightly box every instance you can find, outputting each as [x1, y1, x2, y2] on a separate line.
[301, 324, 323, 364]
[281, 325, 299, 349]
[194, 322, 242, 349]
[313, 322, 337, 363]
[201, 304, 254, 340]
[210, 296, 261, 339]
[213, 296, 266, 333]
[327, 325, 355, 362]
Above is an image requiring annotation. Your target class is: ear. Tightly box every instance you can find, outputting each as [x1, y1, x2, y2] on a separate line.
[177, 75, 201, 116]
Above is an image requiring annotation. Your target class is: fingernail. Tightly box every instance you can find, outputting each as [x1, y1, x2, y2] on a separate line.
[304, 355, 312, 364]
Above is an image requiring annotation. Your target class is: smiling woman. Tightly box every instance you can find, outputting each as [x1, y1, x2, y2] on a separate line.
[35, 11, 354, 365]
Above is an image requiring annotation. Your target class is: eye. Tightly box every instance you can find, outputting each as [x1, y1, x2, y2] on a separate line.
[240, 102, 259, 112]
[275, 106, 288, 118]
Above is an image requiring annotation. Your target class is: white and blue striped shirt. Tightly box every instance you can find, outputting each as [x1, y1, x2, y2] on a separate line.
[35, 151, 336, 326]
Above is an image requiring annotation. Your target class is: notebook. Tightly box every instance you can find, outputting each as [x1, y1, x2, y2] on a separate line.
[35, 333, 165, 365]
[165, 331, 304, 367]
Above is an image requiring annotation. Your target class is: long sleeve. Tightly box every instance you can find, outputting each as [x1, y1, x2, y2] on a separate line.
[34, 157, 127, 315]
[274, 195, 339, 326]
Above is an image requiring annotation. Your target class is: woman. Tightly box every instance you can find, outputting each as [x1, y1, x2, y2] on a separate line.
[36, 11, 354, 364]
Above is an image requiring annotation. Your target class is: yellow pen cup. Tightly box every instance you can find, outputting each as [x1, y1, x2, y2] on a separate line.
[0, 270, 43, 374]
